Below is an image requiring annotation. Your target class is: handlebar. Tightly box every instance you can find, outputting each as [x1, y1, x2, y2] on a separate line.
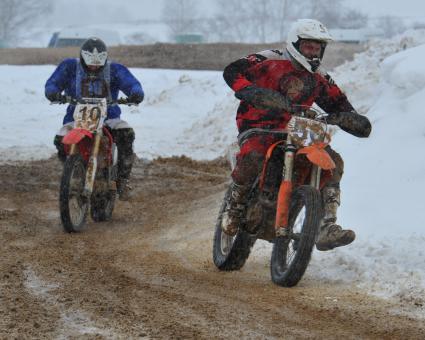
[50, 95, 138, 106]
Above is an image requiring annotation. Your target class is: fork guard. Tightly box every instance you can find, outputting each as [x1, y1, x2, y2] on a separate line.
[275, 180, 293, 230]
[63, 128, 93, 145]
[297, 142, 336, 170]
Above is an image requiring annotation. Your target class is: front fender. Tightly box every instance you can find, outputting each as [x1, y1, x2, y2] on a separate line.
[297, 142, 335, 170]
[62, 128, 93, 145]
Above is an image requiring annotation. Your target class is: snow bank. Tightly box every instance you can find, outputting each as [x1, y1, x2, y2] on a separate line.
[330, 29, 425, 113]
[309, 32, 425, 315]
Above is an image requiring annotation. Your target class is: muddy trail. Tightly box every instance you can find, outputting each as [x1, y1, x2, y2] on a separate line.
[0, 157, 424, 339]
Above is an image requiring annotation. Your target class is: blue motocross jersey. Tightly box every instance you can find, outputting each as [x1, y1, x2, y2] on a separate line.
[45, 58, 144, 124]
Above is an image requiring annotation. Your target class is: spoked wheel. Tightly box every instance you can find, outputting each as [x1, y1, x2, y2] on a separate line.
[212, 187, 256, 271]
[271, 185, 322, 287]
[60, 154, 89, 232]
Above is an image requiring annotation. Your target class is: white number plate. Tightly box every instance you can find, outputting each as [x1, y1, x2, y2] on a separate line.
[288, 116, 330, 147]
[73, 99, 107, 132]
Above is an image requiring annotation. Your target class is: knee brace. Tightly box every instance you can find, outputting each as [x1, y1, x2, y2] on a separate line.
[53, 135, 66, 162]
[111, 128, 135, 156]
[231, 152, 264, 186]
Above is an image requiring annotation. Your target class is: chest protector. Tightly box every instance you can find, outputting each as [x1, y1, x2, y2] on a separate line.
[75, 59, 112, 101]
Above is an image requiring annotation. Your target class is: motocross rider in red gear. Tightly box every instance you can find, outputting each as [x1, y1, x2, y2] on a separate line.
[222, 19, 371, 251]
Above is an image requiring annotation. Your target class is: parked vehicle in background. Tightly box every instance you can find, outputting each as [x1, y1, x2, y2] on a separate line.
[48, 27, 121, 48]
[0, 40, 9, 48]
[174, 33, 204, 44]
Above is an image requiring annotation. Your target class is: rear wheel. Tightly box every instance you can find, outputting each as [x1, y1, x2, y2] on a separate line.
[60, 154, 89, 232]
[270, 185, 322, 287]
[213, 187, 256, 271]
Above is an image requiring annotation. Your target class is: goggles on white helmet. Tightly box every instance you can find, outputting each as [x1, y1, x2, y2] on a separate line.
[286, 19, 333, 73]
[80, 37, 108, 71]
[81, 48, 107, 66]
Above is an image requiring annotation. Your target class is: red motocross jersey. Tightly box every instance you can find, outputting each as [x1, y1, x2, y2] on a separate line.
[223, 49, 355, 133]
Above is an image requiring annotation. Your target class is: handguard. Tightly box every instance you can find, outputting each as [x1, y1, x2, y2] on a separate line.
[235, 86, 298, 113]
[328, 111, 372, 138]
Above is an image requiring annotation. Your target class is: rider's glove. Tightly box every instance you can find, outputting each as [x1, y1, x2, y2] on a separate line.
[128, 93, 144, 104]
[326, 112, 342, 125]
[46, 92, 64, 102]
[235, 85, 300, 113]
[328, 111, 372, 138]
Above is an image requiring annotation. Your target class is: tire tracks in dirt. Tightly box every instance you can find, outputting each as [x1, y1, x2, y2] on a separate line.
[0, 157, 424, 339]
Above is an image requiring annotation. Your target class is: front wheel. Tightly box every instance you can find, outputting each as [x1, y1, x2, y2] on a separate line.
[59, 154, 89, 232]
[212, 187, 256, 271]
[270, 185, 322, 287]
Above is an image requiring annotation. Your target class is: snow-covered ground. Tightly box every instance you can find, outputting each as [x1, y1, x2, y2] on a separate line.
[1, 30, 425, 317]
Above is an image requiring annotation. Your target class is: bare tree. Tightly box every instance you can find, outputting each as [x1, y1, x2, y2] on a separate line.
[206, 0, 250, 42]
[205, 0, 348, 43]
[311, 2, 368, 29]
[277, 0, 288, 41]
[340, 9, 368, 29]
[0, 0, 52, 44]
[277, 0, 316, 40]
[249, 0, 276, 43]
[310, 0, 345, 28]
[202, 0, 366, 43]
[161, 0, 199, 37]
[206, 0, 292, 43]
[377, 16, 406, 38]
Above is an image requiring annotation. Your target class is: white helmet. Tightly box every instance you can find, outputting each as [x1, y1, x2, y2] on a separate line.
[286, 19, 333, 73]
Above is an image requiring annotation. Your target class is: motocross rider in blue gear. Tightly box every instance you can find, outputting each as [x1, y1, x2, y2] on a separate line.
[45, 37, 144, 200]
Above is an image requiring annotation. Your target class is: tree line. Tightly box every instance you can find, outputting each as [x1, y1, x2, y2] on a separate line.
[0, 0, 414, 46]
[162, 0, 409, 43]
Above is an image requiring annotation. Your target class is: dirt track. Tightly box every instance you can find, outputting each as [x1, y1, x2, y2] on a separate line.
[1, 157, 424, 339]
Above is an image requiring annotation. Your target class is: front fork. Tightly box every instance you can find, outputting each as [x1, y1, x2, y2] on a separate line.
[309, 164, 321, 190]
[68, 133, 102, 197]
[84, 133, 102, 196]
[275, 136, 321, 237]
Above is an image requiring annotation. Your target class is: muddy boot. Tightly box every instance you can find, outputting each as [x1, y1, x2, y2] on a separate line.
[316, 186, 355, 251]
[222, 182, 250, 236]
[117, 178, 132, 201]
[111, 128, 135, 201]
[116, 152, 135, 201]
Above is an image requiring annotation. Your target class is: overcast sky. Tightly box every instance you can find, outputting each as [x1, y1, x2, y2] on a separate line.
[345, 0, 425, 19]
[49, 0, 425, 26]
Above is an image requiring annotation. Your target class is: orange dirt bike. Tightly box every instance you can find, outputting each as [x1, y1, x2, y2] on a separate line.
[213, 108, 338, 287]
[52, 96, 136, 232]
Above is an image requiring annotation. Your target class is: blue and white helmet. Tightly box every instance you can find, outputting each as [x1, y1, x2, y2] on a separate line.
[286, 19, 333, 73]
